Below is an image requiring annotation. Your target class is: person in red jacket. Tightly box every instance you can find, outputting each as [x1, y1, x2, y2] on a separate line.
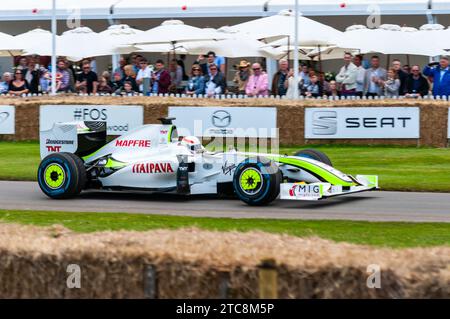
[151, 59, 171, 94]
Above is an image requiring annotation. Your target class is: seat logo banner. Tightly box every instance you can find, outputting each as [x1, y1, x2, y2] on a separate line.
[0, 105, 15, 134]
[168, 106, 277, 138]
[305, 107, 420, 139]
[40, 105, 144, 135]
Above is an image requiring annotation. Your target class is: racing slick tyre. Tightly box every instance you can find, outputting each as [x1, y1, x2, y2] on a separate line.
[294, 149, 333, 167]
[233, 156, 281, 206]
[37, 152, 87, 199]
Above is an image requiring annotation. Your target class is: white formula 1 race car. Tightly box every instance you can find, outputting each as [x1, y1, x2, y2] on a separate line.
[38, 118, 378, 206]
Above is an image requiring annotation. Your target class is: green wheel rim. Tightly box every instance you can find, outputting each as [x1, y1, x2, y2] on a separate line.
[44, 163, 66, 190]
[239, 167, 263, 195]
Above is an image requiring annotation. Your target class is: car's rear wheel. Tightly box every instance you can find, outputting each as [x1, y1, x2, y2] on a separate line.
[37, 152, 86, 199]
[294, 149, 333, 167]
[233, 157, 281, 206]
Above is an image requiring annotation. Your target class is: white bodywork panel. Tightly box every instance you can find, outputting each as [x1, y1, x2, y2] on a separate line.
[280, 175, 378, 201]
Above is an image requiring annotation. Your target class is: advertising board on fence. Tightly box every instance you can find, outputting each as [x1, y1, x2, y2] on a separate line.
[305, 107, 420, 139]
[168, 107, 277, 138]
[40, 105, 144, 135]
[0, 105, 15, 134]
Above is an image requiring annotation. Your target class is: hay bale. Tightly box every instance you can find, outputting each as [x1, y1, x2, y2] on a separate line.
[0, 223, 448, 298]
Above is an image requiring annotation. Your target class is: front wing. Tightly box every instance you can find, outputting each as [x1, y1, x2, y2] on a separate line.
[280, 175, 378, 201]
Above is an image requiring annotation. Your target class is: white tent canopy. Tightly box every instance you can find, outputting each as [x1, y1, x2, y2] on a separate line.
[0, 32, 23, 56]
[336, 24, 447, 56]
[182, 27, 279, 58]
[20, 26, 136, 61]
[229, 10, 343, 46]
[129, 20, 228, 46]
[18, 28, 58, 56]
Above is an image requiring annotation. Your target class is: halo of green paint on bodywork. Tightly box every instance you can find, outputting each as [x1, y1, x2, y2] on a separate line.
[105, 158, 127, 169]
[44, 164, 66, 189]
[267, 155, 356, 187]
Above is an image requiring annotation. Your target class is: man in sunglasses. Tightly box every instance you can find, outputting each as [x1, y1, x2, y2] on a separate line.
[204, 63, 226, 97]
[405, 65, 430, 98]
[245, 63, 268, 97]
[76, 62, 98, 94]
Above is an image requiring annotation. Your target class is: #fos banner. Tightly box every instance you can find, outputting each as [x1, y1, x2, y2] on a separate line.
[0, 105, 15, 134]
[168, 107, 277, 138]
[305, 107, 420, 139]
[40, 105, 144, 135]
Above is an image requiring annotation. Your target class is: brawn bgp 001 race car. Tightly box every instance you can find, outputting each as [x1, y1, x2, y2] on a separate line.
[38, 118, 379, 206]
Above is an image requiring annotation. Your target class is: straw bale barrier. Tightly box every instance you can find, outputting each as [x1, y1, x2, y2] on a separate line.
[0, 223, 448, 299]
[0, 95, 449, 147]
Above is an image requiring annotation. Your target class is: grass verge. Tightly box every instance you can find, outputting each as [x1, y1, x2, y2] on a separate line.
[1, 141, 450, 192]
[0, 210, 449, 248]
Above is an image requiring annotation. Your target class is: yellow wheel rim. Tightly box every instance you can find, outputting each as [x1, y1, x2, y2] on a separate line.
[239, 168, 263, 195]
[44, 163, 66, 190]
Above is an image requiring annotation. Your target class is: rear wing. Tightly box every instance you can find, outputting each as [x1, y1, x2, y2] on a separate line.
[40, 121, 107, 159]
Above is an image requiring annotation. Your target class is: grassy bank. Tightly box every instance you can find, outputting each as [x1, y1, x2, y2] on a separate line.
[0, 210, 449, 248]
[1, 141, 450, 191]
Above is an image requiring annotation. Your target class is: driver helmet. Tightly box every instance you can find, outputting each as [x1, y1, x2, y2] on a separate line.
[180, 136, 204, 152]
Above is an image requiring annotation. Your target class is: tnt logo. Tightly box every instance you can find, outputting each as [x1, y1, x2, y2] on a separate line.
[46, 145, 61, 152]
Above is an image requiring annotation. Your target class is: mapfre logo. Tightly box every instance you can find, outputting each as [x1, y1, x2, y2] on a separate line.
[115, 140, 151, 147]
[312, 111, 337, 135]
[132, 163, 174, 174]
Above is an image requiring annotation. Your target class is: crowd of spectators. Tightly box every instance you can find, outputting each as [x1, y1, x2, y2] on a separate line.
[1, 51, 449, 98]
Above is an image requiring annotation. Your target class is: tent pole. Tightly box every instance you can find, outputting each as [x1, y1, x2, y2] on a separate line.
[318, 45, 323, 73]
[287, 35, 290, 68]
[51, 0, 57, 95]
[293, 0, 300, 99]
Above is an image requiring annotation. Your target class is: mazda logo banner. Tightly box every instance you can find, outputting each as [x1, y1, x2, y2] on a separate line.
[305, 107, 420, 139]
[168, 107, 277, 138]
[0, 105, 15, 134]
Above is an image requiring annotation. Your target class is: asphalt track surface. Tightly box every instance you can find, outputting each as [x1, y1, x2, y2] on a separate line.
[0, 181, 449, 223]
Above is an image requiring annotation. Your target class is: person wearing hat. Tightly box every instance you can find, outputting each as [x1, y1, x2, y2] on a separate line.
[423, 56, 450, 97]
[233, 60, 252, 95]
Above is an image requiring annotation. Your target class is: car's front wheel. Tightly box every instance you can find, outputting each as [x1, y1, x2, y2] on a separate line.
[233, 157, 281, 206]
[37, 152, 86, 199]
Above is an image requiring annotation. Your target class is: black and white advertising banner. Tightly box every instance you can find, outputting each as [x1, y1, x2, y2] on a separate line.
[40, 105, 143, 135]
[169, 106, 277, 138]
[305, 107, 420, 139]
[0, 105, 15, 134]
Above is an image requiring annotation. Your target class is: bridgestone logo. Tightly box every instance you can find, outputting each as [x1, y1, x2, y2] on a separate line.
[46, 139, 74, 145]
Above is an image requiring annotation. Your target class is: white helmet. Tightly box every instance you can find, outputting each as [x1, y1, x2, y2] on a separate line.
[180, 136, 204, 152]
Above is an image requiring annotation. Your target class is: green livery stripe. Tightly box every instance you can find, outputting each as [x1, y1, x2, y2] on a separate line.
[81, 145, 108, 162]
[105, 158, 127, 169]
[268, 156, 355, 187]
[168, 125, 174, 144]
